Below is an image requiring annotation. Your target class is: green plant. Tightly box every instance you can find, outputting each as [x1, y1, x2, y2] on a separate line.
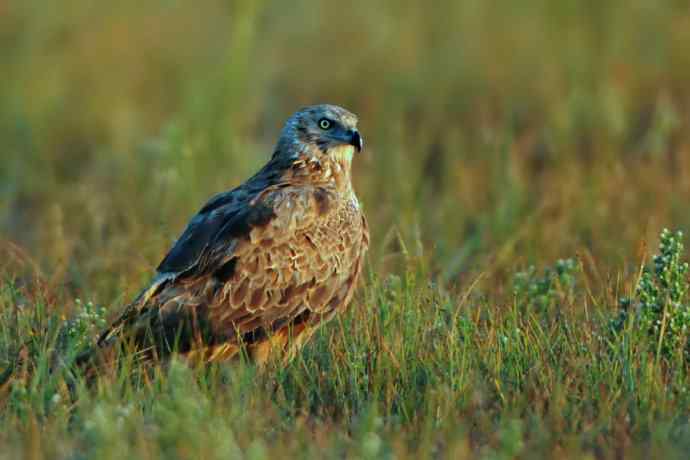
[512, 258, 579, 312]
[59, 298, 108, 353]
[613, 229, 690, 361]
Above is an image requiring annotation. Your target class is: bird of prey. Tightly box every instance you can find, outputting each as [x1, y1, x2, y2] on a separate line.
[86, 104, 369, 367]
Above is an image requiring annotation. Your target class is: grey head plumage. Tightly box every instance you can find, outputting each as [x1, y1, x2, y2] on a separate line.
[273, 104, 363, 160]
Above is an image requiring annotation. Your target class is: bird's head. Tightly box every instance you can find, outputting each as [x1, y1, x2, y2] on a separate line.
[275, 104, 363, 167]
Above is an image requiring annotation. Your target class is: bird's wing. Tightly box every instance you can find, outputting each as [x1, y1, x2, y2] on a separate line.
[96, 178, 351, 358]
[155, 187, 264, 275]
[155, 154, 293, 276]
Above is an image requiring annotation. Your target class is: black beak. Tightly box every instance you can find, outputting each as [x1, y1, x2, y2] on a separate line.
[349, 130, 363, 152]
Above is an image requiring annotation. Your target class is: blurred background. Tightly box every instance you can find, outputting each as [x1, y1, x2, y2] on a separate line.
[1, 0, 690, 302]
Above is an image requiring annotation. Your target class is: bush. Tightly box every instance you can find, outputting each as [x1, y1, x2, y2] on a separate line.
[613, 229, 690, 362]
[512, 258, 579, 313]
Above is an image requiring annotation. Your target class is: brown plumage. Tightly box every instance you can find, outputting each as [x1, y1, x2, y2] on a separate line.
[86, 104, 368, 367]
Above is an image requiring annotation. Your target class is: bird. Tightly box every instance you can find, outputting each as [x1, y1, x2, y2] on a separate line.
[80, 104, 369, 370]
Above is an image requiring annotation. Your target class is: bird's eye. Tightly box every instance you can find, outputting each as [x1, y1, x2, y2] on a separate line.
[318, 118, 332, 130]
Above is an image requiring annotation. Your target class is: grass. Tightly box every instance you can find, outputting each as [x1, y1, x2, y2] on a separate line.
[2, 0, 690, 458]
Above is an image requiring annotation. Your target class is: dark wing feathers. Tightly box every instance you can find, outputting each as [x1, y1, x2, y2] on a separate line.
[157, 199, 275, 275]
[155, 156, 295, 275]
[157, 211, 228, 274]
[157, 163, 280, 274]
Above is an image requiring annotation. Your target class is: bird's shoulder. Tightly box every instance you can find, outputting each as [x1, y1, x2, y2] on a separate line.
[156, 155, 338, 276]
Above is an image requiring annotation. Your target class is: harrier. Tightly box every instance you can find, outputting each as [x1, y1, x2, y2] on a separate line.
[88, 104, 368, 366]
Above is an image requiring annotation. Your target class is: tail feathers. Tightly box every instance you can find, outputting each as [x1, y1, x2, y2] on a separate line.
[69, 277, 170, 379]
[69, 342, 122, 385]
[94, 274, 173, 350]
[0, 321, 147, 394]
[1, 275, 195, 393]
[0, 342, 111, 396]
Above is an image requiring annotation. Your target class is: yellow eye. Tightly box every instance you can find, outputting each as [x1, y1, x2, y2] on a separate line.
[318, 118, 332, 130]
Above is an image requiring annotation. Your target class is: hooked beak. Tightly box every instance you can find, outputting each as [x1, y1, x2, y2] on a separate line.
[348, 130, 363, 152]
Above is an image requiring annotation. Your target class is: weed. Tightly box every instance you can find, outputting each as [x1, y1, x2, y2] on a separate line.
[612, 229, 690, 363]
[513, 258, 579, 313]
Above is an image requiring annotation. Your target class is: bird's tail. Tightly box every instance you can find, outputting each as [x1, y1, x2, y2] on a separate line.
[1, 276, 182, 394]
[0, 308, 137, 395]
[66, 284, 171, 385]
[0, 336, 114, 398]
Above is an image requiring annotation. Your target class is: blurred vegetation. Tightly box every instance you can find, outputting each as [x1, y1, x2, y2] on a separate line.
[1, 0, 690, 458]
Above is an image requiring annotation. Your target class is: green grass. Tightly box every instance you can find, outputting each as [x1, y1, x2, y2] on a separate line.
[2, 0, 690, 458]
[2, 243, 690, 458]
